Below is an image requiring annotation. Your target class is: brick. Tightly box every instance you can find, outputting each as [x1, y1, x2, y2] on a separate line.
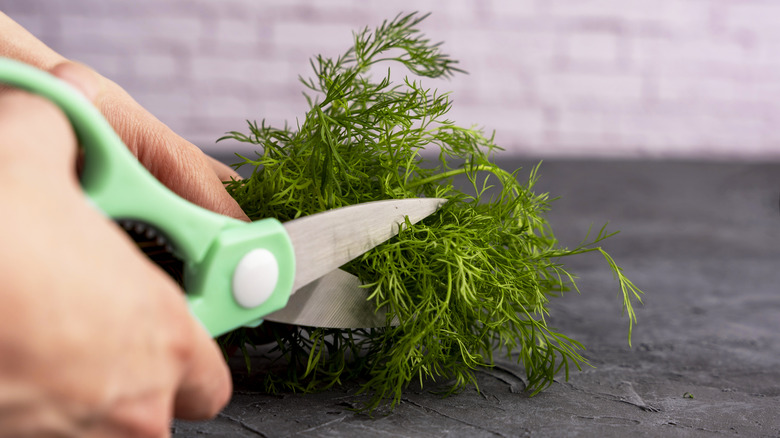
[690, 113, 767, 147]
[271, 21, 356, 56]
[485, 0, 538, 20]
[58, 15, 203, 57]
[191, 57, 291, 86]
[195, 96, 310, 151]
[69, 53, 129, 81]
[610, 111, 698, 151]
[6, 0, 779, 161]
[3, 0, 68, 15]
[629, 33, 773, 83]
[484, 70, 531, 103]
[722, 1, 780, 33]
[547, 0, 670, 24]
[657, 75, 732, 103]
[436, 0, 483, 23]
[253, 97, 311, 125]
[60, 15, 201, 40]
[189, 95, 253, 125]
[450, 105, 545, 143]
[612, 109, 773, 157]
[132, 54, 180, 79]
[537, 72, 644, 105]
[6, 13, 48, 38]
[447, 29, 494, 62]
[554, 111, 609, 137]
[628, 34, 674, 71]
[747, 80, 780, 107]
[46, 33, 131, 58]
[482, 29, 557, 69]
[647, 0, 714, 31]
[132, 90, 195, 119]
[564, 31, 620, 64]
[209, 17, 263, 46]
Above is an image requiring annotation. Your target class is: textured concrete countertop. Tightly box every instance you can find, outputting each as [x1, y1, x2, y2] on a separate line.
[174, 159, 780, 437]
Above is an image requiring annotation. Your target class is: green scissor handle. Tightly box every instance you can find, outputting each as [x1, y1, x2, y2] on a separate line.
[0, 58, 294, 337]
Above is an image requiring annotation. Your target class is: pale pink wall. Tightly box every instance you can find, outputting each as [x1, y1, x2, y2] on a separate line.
[5, 0, 780, 160]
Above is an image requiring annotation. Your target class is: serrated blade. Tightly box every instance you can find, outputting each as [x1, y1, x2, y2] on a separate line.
[284, 197, 446, 293]
[262, 197, 444, 328]
[263, 269, 394, 328]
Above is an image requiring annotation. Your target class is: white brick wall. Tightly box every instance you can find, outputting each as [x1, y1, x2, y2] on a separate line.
[4, 0, 780, 160]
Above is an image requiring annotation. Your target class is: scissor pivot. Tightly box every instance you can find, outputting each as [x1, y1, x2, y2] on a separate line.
[233, 248, 279, 308]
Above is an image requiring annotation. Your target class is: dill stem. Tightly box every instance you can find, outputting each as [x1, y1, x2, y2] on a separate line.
[405, 164, 513, 190]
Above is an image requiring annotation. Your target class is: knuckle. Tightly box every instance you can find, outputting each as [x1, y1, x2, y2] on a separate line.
[157, 298, 197, 361]
[124, 415, 170, 438]
[94, 399, 172, 438]
[208, 372, 233, 418]
[191, 383, 232, 420]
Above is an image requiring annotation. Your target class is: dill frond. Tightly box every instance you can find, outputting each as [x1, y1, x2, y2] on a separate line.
[219, 12, 642, 411]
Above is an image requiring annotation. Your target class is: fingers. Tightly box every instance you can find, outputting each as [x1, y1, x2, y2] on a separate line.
[0, 87, 77, 181]
[162, 141, 249, 222]
[48, 60, 250, 222]
[0, 90, 70, 146]
[115, 100, 250, 221]
[134, 132, 249, 221]
[1, 58, 236, 437]
[82, 223, 231, 430]
[48, 61, 102, 102]
[207, 155, 242, 182]
[46, 60, 239, 421]
[92, 391, 173, 438]
[172, 319, 233, 420]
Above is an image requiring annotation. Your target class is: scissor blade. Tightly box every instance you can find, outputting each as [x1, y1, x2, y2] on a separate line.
[263, 269, 395, 328]
[284, 198, 445, 293]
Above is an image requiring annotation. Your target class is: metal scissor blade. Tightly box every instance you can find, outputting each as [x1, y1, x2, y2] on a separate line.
[284, 198, 445, 293]
[263, 269, 395, 328]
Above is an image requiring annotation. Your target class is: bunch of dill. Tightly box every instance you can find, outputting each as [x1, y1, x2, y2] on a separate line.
[219, 12, 642, 410]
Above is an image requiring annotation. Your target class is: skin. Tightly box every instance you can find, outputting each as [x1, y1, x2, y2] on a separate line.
[0, 12, 240, 437]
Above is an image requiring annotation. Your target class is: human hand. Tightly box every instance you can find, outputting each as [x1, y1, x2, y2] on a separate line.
[50, 61, 249, 221]
[0, 12, 246, 221]
[0, 73, 231, 437]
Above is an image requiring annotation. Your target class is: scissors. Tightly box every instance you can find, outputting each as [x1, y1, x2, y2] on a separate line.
[0, 58, 443, 337]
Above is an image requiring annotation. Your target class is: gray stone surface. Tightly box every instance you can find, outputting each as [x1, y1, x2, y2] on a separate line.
[174, 159, 780, 437]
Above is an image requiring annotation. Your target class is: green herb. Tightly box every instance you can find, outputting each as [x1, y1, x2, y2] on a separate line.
[219, 12, 642, 411]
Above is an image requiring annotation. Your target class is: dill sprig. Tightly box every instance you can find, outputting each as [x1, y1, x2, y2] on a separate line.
[219, 12, 642, 411]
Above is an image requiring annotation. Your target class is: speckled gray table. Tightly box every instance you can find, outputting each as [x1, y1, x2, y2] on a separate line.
[174, 159, 780, 437]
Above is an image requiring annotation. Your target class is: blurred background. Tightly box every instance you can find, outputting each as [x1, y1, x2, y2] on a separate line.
[4, 0, 780, 161]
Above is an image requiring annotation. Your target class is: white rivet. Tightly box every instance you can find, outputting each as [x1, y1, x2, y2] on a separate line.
[233, 249, 278, 308]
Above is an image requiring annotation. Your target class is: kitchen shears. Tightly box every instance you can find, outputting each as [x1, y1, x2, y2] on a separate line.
[0, 57, 443, 337]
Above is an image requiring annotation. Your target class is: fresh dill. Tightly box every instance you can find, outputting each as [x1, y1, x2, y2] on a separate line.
[219, 12, 643, 411]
